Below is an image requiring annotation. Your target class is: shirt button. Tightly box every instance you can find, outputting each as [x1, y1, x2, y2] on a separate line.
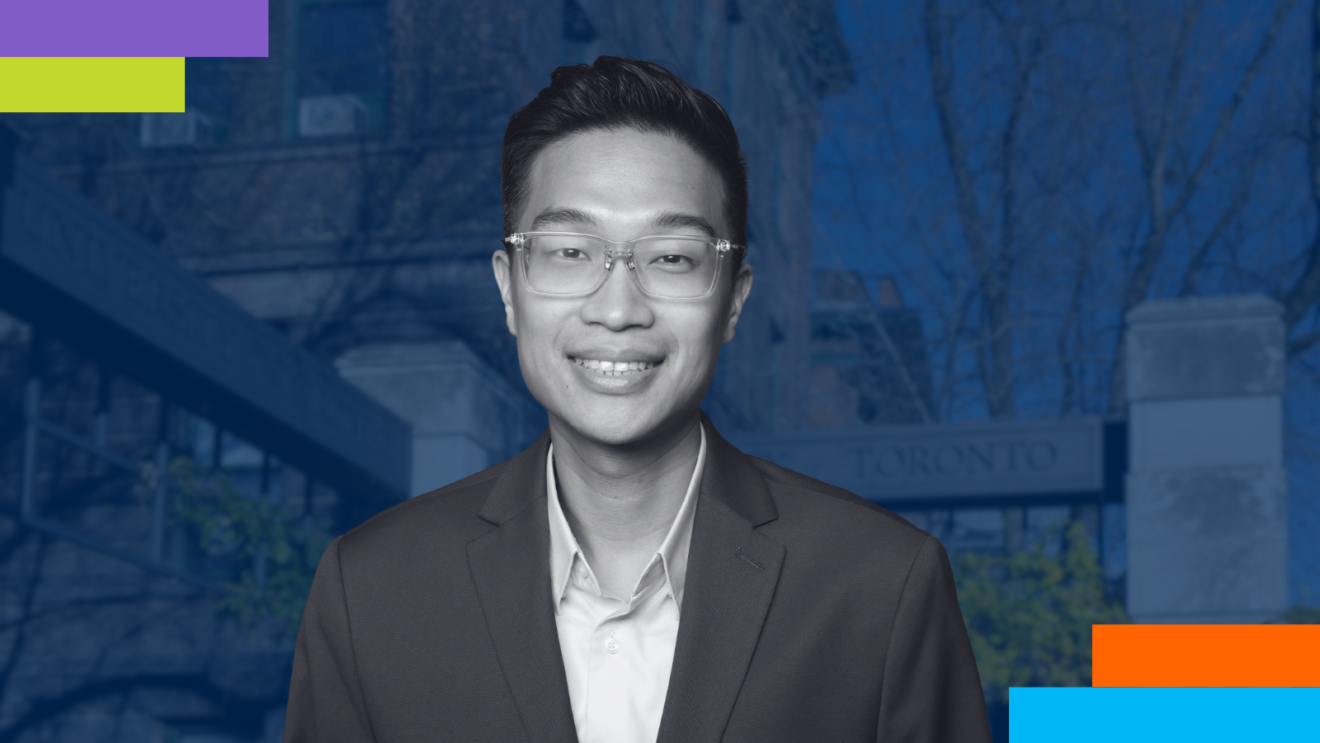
[606, 636, 620, 654]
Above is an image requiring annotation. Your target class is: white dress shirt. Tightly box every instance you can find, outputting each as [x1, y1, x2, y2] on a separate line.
[546, 424, 705, 743]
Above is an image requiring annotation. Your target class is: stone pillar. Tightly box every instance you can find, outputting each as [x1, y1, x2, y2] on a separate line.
[336, 342, 541, 497]
[1125, 295, 1287, 623]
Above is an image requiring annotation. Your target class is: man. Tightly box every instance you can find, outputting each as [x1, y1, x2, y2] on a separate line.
[285, 57, 991, 743]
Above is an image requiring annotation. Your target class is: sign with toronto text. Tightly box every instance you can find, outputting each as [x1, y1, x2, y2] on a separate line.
[731, 418, 1105, 502]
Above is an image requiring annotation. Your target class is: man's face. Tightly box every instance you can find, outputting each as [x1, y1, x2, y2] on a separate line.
[492, 128, 753, 446]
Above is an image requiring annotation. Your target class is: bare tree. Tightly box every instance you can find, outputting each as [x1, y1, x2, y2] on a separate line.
[0, 5, 557, 736]
[1106, 0, 1299, 409]
[815, 0, 1310, 423]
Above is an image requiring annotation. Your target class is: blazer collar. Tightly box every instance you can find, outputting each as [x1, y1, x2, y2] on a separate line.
[467, 426, 577, 743]
[656, 413, 785, 743]
[696, 412, 779, 528]
[477, 427, 551, 525]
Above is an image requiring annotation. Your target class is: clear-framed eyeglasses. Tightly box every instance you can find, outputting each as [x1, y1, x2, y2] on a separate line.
[502, 232, 746, 299]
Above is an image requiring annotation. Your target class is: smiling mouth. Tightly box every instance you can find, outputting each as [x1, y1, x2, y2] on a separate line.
[569, 357, 661, 376]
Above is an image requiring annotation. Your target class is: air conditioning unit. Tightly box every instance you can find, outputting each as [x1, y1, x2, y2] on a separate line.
[140, 111, 212, 148]
[298, 94, 368, 137]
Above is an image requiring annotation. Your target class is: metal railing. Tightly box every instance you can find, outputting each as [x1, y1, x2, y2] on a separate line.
[19, 377, 230, 594]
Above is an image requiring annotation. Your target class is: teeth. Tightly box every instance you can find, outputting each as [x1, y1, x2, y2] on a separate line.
[571, 357, 656, 374]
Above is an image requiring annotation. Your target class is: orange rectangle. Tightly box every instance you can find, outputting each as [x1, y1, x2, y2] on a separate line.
[1093, 625, 1320, 687]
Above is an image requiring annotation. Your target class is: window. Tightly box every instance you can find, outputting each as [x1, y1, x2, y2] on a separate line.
[297, 0, 390, 136]
[184, 57, 232, 140]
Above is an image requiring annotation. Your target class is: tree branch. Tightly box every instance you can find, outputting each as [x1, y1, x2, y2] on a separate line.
[1122, 0, 1293, 314]
[925, 0, 1018, 417]
[1178, 186, 1250, 296]
[1109, 0, 1295, 410]
[0, 534, 46, 701]
[1283, 0, 1320, 329]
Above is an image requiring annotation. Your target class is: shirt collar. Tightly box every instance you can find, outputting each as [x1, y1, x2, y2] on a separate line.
[547, 422, 705, 614]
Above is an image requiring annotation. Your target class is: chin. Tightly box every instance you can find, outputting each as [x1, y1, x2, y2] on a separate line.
[561, 407, 660, 446]
[556, 397, 693, 448]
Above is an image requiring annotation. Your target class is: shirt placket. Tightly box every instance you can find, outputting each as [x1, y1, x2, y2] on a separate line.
[578, 554, 669, 743]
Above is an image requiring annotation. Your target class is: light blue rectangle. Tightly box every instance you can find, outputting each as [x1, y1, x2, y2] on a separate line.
[1011, 688, 1320, 742]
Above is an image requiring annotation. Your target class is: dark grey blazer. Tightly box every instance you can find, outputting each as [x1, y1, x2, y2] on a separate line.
[285, 418, 992, 742]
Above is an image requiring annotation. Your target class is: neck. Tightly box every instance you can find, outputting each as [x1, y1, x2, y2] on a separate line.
[549, 414, 703, 595]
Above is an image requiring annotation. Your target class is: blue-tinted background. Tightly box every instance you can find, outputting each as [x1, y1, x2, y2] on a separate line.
[0, 0, 1315, 741]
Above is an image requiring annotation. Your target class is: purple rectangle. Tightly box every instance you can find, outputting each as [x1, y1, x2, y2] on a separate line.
[0, 0, 267, 57]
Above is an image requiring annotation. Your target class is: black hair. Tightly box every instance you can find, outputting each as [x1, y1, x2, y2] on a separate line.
[501, 56, 749, 254]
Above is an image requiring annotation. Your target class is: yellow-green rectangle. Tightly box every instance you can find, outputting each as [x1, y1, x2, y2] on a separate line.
[0, 58, 183, 113]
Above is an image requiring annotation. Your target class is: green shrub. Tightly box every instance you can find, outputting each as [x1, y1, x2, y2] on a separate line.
[954, 522, 1129, 704]
[167, 457, 331, 641]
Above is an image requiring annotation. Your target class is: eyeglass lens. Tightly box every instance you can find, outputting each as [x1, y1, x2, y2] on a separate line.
[522, 234, 721, 298]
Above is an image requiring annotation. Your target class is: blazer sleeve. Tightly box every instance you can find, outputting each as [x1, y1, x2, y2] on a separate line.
[284, 537, 376, 743]
[876, 535, 992, 743]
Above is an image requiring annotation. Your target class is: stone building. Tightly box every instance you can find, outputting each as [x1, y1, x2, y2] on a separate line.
[0, 129, 409, 742]
[5, 0, 853, 456]
[0, 0, 853, 740]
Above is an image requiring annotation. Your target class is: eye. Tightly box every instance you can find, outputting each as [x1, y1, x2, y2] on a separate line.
[558, 248, 586, 260]
[657, 254, 692, 266]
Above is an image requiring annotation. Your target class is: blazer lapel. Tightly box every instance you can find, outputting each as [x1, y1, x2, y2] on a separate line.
[656, 417, 785, 743]
[466, 431, 579, 743]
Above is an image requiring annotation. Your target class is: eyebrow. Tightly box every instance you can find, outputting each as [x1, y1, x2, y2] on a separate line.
[651, 211, 717, 239]
[528, 207, 718, 239]
[529, 207, 599, 231]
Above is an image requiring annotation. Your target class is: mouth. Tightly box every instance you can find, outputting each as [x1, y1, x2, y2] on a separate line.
[568, 356, 662, 377]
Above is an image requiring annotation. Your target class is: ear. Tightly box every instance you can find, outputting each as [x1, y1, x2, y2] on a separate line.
[492, 249, 518, 337]
[722, 262, 754, 344]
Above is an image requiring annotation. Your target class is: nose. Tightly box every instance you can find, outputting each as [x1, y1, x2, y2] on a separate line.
[579, 252, 655, 331]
